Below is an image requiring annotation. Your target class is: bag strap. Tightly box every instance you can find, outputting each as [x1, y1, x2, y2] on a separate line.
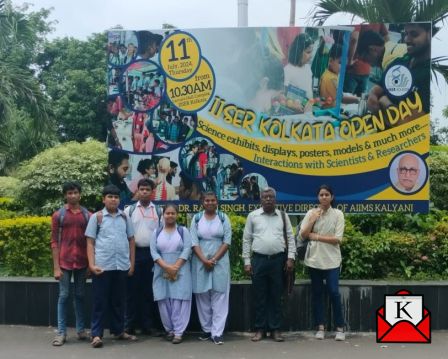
[280, 210, 287, 251]
[57, 206, 67, 247]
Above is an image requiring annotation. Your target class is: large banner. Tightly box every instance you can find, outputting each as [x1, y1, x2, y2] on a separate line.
[106, 23, 430, 213]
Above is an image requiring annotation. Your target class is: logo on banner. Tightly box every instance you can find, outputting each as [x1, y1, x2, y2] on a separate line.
[376, 289, 431, 343]
[384, 64, 413, 98]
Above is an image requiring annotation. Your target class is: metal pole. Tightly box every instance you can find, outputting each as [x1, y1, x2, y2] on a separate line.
[237, 0, 248, 27]
[289, 0, 296, 26]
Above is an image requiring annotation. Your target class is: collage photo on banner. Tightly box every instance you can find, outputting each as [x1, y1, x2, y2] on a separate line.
[105, 23, 431, 213]
[106, 29, 245, 208]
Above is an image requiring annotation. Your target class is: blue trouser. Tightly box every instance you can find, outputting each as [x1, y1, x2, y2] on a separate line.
[57, 268, 87, 335]
[91, 270, 127, 337]
[251, 252, 284, 331]
[125, 247, 154, 332]
[309, 267, 345, 328]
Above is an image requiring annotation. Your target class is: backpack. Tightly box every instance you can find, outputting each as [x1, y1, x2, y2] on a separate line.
[128, 202, 162, 226]
[57, 206, 90, 246]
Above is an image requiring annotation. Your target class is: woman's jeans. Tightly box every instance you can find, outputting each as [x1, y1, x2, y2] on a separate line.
[309, 267, 344, 328]
[57, 268, 87, 335]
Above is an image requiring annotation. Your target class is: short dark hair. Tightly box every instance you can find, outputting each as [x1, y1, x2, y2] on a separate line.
[357, 30, 385, 56]
[163, 203, 179, 214]
[137, 178, 155, 190]
[137, 31, 163, 55]
[329, 43, 343, 60]
[108, 150, 129, 169]
[102, 184, 120, 196]
[62, 181, 81, 194]
[137, 158, 153, 175]
[201, 191, 217, 202]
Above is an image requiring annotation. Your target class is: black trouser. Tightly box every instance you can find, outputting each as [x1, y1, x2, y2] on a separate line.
[251, 252, 284, 331]
[125, 247, 154, 332]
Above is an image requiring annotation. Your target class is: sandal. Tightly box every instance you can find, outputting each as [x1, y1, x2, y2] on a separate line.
[114, 332, 138, 341]
[52, 334, 66, 346]
[91, 336, 103, 348]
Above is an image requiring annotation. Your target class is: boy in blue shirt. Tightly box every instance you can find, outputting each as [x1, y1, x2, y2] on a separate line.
[85, 184, 136, 348]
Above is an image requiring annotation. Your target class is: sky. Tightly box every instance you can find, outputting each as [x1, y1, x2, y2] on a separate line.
[12, 0, 448, 127]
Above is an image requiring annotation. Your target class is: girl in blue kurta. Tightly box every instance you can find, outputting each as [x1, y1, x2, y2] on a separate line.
[150, 204, 192, 344]
[190, 192, 232, 345]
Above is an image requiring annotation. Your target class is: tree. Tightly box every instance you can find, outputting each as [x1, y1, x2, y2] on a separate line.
[309, 0, 448, 84]
[0, 0, 56, 174]
[0, 0, 53, 126]
[16, 140, 107, 215]
[37, 33, 108, 142]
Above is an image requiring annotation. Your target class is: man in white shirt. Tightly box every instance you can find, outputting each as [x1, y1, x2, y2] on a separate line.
[242, 187, 295, 342]
[124, 178, 160, 335]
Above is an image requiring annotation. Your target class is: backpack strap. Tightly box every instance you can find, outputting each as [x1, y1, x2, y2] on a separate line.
[154, 204, 162, 226]
[177, 225, 184, 242]
[80, 206, 90, 224]
[57, 206, 67, 247]
[96, 211, 103, 236]
[128, 203, 138, 218]
[217, 210, 225, 224]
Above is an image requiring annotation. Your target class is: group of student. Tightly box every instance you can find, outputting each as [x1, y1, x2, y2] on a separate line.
[51, 180, 346, 348]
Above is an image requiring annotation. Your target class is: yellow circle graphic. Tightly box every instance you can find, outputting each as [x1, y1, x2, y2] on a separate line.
[166, 58, 215, 112]
[159, 32, 201, 81]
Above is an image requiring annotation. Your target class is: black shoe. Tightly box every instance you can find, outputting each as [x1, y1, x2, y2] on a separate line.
[198, 331, 211, 341]
[212, 335, 224, 345]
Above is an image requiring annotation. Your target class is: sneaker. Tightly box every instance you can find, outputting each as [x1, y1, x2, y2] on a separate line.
[198, 331, 211, 341]
[212, 336, 224, 345]
[335, 331, 345, 341]
[52, 334, 66, 346]
[315, 330, 325, 340]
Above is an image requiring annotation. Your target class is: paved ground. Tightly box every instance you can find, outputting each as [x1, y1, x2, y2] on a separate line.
[1, 325, 446, 359]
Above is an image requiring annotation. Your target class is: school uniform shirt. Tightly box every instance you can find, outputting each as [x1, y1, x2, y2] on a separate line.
[85, 208, 134, 271]
[301, 207, 344, 270]
[242, 208, 296, 266]
[124, 202, 159, 248]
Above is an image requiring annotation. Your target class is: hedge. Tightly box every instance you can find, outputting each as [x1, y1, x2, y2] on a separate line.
[0, 213, 447, 280]
[0, 217, 52, 276]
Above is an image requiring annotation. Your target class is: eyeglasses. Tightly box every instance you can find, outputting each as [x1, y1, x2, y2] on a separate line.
[399, 167, 418, 175]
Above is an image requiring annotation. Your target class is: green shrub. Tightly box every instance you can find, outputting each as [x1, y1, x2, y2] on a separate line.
[0, 217, 52, 276]
[228, 214, 246, 280]
[16, 140, 107, 215]
[0, 177, 20, 197]
[0, 209, 17, 219]
[429, 151, 448, 210]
